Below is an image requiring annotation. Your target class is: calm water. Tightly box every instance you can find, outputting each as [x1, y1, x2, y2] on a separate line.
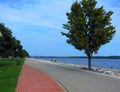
[38, 57, 120, 70]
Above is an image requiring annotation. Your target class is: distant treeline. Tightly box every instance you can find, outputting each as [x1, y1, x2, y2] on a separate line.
[32, 56, 120, 59]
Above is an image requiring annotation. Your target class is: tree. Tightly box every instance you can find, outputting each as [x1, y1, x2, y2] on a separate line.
[0, 23, 29, 58]
[61, 0, 115, 69]
[0, 23, 13, 57]
[21, 49, 29, 57]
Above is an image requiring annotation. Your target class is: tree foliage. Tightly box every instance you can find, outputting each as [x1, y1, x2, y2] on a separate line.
[61, 0, 116, 69]
[0, 23, 29, 58]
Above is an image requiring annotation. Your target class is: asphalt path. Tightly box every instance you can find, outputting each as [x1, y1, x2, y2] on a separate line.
[25, 58, 120, 92]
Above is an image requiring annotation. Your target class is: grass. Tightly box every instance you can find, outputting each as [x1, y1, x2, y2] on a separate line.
[0, 58, 25, 92]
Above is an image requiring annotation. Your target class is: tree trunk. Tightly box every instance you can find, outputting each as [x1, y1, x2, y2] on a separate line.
[88, 54, 92, 70]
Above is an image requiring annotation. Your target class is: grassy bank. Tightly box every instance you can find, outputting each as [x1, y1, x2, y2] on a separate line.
[0, 58, 25, 92]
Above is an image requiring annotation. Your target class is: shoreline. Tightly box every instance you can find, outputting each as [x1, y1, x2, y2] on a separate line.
[34, 58, 120, 79]
[36, 57, 120, 70]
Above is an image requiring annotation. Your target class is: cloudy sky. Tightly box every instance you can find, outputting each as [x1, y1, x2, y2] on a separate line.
[0, 0, 120, 56]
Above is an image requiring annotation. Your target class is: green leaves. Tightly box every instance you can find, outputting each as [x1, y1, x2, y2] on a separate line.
[62, 0, 115, 69]
[0, 23, 29, 58]
[62, 0, 115, 53]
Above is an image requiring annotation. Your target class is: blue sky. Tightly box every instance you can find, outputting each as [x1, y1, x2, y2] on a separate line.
[0, 0, 120, 56]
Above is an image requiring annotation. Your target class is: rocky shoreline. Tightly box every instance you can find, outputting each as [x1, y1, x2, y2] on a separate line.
[67, 63, 120, 79]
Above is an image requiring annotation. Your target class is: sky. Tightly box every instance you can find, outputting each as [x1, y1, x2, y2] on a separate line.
[0, 0, 120, 56]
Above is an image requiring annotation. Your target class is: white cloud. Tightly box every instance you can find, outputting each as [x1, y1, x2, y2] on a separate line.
[0, 0, 76, 30]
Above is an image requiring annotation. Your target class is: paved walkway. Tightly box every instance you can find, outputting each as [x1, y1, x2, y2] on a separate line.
[25, 58, 120, 92]
[15, 65, 64, 92]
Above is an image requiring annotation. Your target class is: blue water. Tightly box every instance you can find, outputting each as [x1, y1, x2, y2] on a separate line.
[38, 57, 120, 70]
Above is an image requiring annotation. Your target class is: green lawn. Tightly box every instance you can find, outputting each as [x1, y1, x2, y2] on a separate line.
[0, 58, 25, 92]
